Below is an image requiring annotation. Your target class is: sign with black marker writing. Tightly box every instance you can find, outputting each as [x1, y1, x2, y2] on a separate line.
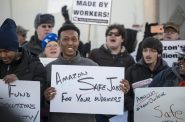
[0, 80, 40, 122]
[161, 40, 185, 66]
[50, 65, 124, 115]
[72, 0, 112, 25]
[134, 87, 185, 122]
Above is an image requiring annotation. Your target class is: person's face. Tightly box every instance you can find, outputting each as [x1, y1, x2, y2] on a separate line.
[0, 49, 17, 64]
[163, 28, 179, 41]
[36, 24, 53, 40]
[178, 55, 185, 75]
[142, 48, 159, 65]
[17, 34, 26, 45]
[106, 28, 123, 50]
[44, 41, 60, 58]
[59, 30, 79, 59]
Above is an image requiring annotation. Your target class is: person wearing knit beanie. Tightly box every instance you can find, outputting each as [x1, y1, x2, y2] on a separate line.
[125, 37, 169, 122]
[40, 33, 60, 58]
[141, 37, 163, 55]
[0, 18, 19, 52]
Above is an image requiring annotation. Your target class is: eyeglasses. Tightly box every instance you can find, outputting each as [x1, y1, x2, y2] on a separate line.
[178, 56, 185, 61]
[164, 28, 177, 34]
[46, 44, 58, 48]
[107, 32, 121, 37]
[41, 24, 53, 28]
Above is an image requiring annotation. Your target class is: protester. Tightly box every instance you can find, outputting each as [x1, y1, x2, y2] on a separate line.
[43, 22, 98, 122]
[40, 33, 60, 58]
[0, 18, 47, 122]
[61, 5, 91, 57]
[163, 21, 181, 41]
[24, 13, 55, 56]
[89, 24, 135, 122]
[149, 46, 185, 87]
[136, 22, 164, 61]
[43, 22, 130, 122]
[16, 25, 28, 46]
[125, 37, 169, 122]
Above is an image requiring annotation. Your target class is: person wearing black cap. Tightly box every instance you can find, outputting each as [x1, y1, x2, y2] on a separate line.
[125, 37, 169, 122]
[0, 18, 46, 121]
[24, 13, 55, 56]
[136, 22, 164, 62]
[150, 46, 185, 87]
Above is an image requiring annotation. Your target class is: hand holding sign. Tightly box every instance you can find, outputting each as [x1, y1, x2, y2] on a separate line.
[44, 87, 56, 101]
[120, 79, 130, 94]
[3, 74, 18, 84]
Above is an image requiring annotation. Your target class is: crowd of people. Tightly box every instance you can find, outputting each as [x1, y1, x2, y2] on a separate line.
[0, 6, 185, 122]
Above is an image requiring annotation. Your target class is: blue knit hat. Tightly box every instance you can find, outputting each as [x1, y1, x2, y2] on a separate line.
[41, 33, 58, 50]
[0, 18, 19, 51]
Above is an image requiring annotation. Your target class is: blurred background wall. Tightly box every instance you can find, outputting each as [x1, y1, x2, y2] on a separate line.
[0, 0, 184, 49]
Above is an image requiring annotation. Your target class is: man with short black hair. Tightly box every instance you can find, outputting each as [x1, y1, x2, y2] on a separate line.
[44, 22, 98, 122]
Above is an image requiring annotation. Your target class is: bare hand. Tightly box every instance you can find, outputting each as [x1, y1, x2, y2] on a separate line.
[44, 87, 56, 101]
[120, 79, 130, 94]
[3, 74, 18, 84]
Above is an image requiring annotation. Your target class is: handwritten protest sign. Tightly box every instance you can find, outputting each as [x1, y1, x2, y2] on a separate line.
[134, 87, 185, 122]
[72, 0, 112, 25]
[39, 57, 57, 66]
[161, 40, 185, 66]
[50, 65, 124, 115]
[0, 80, 40, 122]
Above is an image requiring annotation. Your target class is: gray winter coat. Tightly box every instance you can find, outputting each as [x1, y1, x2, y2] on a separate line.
[45, 52, 98, 122]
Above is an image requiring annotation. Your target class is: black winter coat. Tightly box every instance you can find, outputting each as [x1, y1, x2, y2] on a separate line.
[89, 44, 135, 69]
[149, 65, 185, 87]
[23, 32, 42, 56]
[125, 58, 169, 122]
[0, 48, 46, 85]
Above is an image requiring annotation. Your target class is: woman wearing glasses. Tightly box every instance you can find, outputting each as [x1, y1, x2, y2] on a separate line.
[23, 13, 55, 56]
[40, 33, 60, 58]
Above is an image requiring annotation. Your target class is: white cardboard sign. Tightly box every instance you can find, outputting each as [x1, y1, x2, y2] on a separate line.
[0, 80, 40, 122]
[50, 65, 124, 115]
[134, 87, 185, 122]
[39, 57, 57, 66]
[161, 40, 185, 66]
[72, 0, 112, 25]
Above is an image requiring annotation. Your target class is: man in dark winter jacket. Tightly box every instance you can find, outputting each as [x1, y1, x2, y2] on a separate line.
[89, 24, 135, 69]
[149, 46, 185, 87]
[43, 21, 131, 122]
[125, 37, 169, 122]
[0, 18, 46, 122]
[24, 13, 55, 56]
[89, 24, 135, 122]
